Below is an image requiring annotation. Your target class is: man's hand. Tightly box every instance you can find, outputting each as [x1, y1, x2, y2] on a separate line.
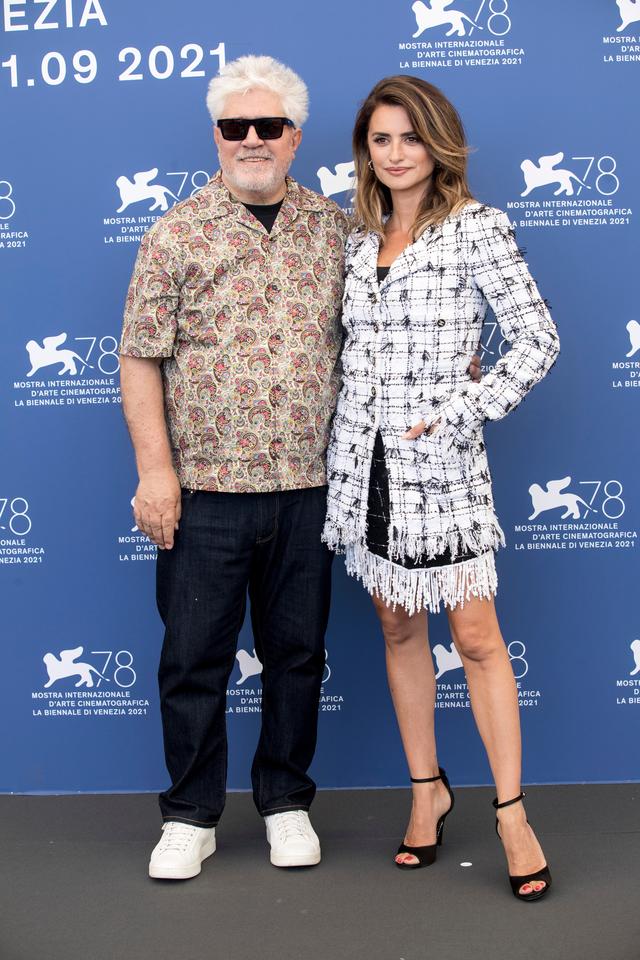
[120, 356, 180, 549]
[133, 468, 182, 549]
[469, 353, 482, 382]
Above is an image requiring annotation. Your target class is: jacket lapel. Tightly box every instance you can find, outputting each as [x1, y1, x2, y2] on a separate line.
[346, 217, 448, 289]
[346, 232, 380, 289]
[383, 221, 445, 287]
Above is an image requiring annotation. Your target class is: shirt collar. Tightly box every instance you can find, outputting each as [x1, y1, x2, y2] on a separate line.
[192, 171, 325, 231]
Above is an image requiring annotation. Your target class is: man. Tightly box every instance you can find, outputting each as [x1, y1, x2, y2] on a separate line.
[120, 54, 348, 878]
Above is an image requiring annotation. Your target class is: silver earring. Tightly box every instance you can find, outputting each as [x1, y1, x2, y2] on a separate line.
[368, 160, 374, 171]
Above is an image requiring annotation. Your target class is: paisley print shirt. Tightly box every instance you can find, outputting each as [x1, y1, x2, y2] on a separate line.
[121, 173, 349, 492]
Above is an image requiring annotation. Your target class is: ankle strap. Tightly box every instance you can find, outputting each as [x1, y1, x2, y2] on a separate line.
[411, 774, 442, 784]
[492, 791, 526, 810]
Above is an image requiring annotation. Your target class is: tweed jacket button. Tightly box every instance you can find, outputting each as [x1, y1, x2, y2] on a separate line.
[437, 318, 446, 327]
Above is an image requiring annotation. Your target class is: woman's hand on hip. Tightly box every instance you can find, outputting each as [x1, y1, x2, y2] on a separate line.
[401, 355, 480, 439]
[469, 353, 482, 382]
[402, 418, 441, 440]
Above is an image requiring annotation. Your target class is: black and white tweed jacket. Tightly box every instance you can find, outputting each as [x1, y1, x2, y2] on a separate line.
[322, 202, 560, 586]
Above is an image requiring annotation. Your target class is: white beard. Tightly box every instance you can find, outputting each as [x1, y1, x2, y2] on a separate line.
[220, 153, 291, 200]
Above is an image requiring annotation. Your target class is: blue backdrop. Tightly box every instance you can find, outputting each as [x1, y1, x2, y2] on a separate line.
[2, 0, 638, 794]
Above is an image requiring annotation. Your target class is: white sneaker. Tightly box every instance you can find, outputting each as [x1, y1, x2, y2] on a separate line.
[148, 821, 216, 880]
[264, 810, 321, 867]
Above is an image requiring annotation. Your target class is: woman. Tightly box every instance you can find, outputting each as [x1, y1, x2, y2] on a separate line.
[323, 76, 559, 901]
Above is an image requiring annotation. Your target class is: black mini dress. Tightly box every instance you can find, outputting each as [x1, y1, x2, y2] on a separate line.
[365, 266, 477, 571]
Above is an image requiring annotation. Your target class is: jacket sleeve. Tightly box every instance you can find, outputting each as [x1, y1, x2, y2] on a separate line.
[431, 207, 559, 448]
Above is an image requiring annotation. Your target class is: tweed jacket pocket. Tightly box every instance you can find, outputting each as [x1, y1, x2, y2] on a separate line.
[412, 423, 479, 498]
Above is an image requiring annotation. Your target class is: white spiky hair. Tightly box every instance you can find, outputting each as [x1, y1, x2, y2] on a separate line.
[206, 54, 309, 127]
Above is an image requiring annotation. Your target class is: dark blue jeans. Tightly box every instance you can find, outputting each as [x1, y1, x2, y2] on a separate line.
[155, 485, 332, 827]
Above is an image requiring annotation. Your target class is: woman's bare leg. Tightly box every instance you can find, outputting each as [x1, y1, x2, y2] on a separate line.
[372, 593, 452, 866]
[447, 595, 547, 894]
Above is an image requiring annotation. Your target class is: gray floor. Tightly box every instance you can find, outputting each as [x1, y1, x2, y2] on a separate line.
[0, 785, 638, 960]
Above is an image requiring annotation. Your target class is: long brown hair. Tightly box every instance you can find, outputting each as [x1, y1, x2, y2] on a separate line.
[352, 75, 473, 238]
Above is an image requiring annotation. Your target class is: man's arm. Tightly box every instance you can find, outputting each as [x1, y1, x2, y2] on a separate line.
[120, 355, 181, 549]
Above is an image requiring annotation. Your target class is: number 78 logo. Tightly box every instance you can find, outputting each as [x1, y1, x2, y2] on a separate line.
[528, 479, 625, 521]
[467, 1, 512, 36]
[520, 154, 620, 198]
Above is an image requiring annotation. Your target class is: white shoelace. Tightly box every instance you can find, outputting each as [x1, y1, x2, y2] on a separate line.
[157, 822, 200, 853]
[273, 811, 310, 843]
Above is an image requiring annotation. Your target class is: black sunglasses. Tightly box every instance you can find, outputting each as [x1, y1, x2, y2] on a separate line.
[216, 117, 295, 141]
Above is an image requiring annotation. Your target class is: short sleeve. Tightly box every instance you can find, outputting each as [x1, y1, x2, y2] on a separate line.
[120, 224, 181, 359]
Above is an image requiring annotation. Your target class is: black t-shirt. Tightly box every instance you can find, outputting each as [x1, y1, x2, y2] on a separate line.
[243, 199, 284, 234]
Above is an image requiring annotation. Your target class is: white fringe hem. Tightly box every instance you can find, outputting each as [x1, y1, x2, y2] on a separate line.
[322, 517, 506, 563]
[345, 543, 498, 616]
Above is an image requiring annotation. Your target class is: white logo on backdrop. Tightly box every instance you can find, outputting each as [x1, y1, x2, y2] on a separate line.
[116, 168, 178, 213]
[434, 641, 529, 679]
[617, 0, 640, 32]
[630, 640, 640, 676]
[626, 320, 640, 358]
[43, 647, 109, 689]
[236, 648, 262, 685]
[26, 333, 93, 377]
[520, 153, 590, 198]
[528, 478, 590, 521]
[130, 496, 139, 533]
[235, 647, 331, 685]
[317, 162, 356, 198]
[411, 0, 482, 37]
[433, 642, 463, 679]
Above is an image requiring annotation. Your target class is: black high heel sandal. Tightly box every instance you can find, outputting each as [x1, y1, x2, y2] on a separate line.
[395, 767, 455, 870]
[493, 792, 552, 901]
